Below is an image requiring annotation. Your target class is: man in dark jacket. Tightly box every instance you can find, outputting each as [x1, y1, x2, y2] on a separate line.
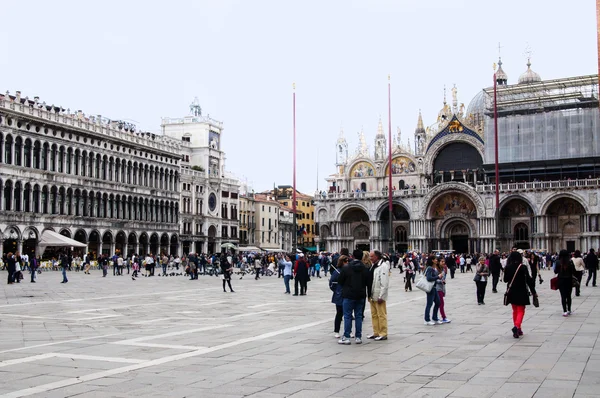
[293, 254, 309, 295]
[337, 249, 369, 345]
[489, 249, 502, 293]
[585, 248, 599, 287]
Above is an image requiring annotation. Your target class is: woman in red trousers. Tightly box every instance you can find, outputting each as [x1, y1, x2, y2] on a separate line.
[504, 251, 537, 338]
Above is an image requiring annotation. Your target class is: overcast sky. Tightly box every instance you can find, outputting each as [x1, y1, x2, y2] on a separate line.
[2, 1, 597, 195]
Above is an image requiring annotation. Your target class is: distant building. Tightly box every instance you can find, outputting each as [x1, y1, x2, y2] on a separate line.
[0, 91, 181, 258]
[265, 186, 316, 250]
[161, 100, 240, 254]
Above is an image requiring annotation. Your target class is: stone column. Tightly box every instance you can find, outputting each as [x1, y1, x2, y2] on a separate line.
[17, 239, 23, 254]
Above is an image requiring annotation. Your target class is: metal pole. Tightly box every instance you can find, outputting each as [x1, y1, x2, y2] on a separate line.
[493, 72, 500, 248]
[292, 83, 297, 254]
[388, 75, 393, 254]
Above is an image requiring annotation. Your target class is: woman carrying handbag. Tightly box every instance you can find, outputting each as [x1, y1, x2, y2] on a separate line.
[504, 252, 538, 338]
[420, 256, 442, 325]
[554, 250, 576, 316]
[474, 256, 489, 305]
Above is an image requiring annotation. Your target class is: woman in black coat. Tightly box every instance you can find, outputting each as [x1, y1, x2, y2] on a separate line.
[504, 251, 537, 338]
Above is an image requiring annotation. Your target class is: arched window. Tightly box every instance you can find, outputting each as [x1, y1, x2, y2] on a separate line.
[50, 144, 57, 172]
[514, 223, 529, 241]
[57, 146, 65, 173]
[395, 226, 407, 242]
[33, 141, 41, 169]
[14, 137, 22, 166]
[24, 139, 32, 168]
[5, 134, 13, 164]
[66, 148, 72, 174]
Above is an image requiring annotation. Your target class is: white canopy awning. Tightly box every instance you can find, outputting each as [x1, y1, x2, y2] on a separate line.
[37, 230, 87, 255]
[238, 246, 261, 252]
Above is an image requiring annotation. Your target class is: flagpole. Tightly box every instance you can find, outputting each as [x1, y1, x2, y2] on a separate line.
[388, 75, 394, 254]
[493, 67, 500, 247]
[292, 83, 298, 254]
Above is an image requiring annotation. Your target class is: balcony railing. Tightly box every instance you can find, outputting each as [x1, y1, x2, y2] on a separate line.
[475, 178, 600, 193]
[318, 188, 429, 201]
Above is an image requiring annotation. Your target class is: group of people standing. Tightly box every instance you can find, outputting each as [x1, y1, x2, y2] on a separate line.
[328, 248, 390, 345]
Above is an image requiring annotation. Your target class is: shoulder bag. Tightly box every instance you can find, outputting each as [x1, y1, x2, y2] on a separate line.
[416, 267, 435, 293]
[504, 264, 522, 306]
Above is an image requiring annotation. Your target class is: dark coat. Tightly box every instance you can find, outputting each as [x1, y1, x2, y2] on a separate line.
[503, 262, 535, 306]
[294, 259, 309, 282]
[489, 254, 502, 275]
[337, 259, 369, 300]
[329, 269, 343, 306]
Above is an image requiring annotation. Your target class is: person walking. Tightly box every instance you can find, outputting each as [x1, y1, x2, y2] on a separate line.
[293, 254, 309, 296]
[337, 249, 369, 345]
[279, 254, 293, 294]
[474, 256, 489, 305]
[504, 251, 537, 338]
[329, 255, 349, 338]
[436, 258, 451, 324]
[555, 249, 577, 316]
[6, 252, 16, 284]
[572, 250, 585, 296]
[367, 250, 390, 341]
[60, 253, 70, 283]
[404, 258, 413, 292]
[489, 249, 502, 293]
[254, 256, 262, 280]
[586, 248, 599, 287]
[30, 255, 38, 283]
[423, 255, 442, 325]
[220, 254, 235, 293]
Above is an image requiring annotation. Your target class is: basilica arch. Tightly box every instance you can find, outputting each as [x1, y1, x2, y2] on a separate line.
[498, 196, 535, 250]
[376, 201, 411, 252]
[543, 195, 587, 253]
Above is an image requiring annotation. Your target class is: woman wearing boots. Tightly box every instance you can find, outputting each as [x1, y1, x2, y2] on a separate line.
[504, 251, 537, 338]
[555, 250, 576, 316]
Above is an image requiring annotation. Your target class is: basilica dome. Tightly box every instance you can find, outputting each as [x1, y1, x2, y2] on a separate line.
[518, 60, 541, 84]
[466, 90, 486, 128]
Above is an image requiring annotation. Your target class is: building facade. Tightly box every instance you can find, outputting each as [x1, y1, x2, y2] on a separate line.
[270, 186, 316, 249]
[0, 91, 181, 258]
[316, 61, 600, 254]
[254, 194, 281, 250]
[161, 99, 240, 255]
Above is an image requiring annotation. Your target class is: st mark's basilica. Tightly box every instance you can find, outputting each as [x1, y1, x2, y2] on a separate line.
[315, 59, 600, 254]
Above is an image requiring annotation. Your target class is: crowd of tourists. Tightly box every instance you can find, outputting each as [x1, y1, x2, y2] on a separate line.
[3, 245, 598, 341]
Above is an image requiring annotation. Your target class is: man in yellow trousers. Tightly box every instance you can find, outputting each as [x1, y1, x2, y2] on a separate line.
[367, 250, 390, 341]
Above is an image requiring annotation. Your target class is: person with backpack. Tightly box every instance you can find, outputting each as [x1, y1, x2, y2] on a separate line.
[329, 255, 349, 338]
[337, 249, 370, 345]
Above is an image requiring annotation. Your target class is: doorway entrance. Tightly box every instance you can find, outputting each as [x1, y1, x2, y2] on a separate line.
[566, 240, 576, 253]
[451, 235, 469, 254]
[356, 243, 370, 252]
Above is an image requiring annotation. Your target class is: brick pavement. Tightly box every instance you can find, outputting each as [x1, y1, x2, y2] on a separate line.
[0, 267, 598, 397]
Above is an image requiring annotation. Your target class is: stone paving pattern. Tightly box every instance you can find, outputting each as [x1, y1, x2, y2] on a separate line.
[0, 267, 599, 397]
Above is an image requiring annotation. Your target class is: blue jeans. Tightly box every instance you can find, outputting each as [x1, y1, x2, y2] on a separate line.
[343, 298, 365, 338]
[283, 275, 291, 293]
[62, 267, 68, 282]
[162, 265, 167, 275]
[424, 289, 440, 322]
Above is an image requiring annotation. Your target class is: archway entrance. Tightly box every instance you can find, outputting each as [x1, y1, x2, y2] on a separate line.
[170, 235, 179, 256]
[546, 197, 585, 252]
[115, 231, 126, 256]
[207, 226, 217, 254]
[89, 231, 100, 258]
[500, 198, 533, 251]
[150, 233, 159, 255]
[160, 233, 169, 255]
[340, 207, 370, 252]
[380, 203, 410, 253]
[447, 222, 470, 254]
